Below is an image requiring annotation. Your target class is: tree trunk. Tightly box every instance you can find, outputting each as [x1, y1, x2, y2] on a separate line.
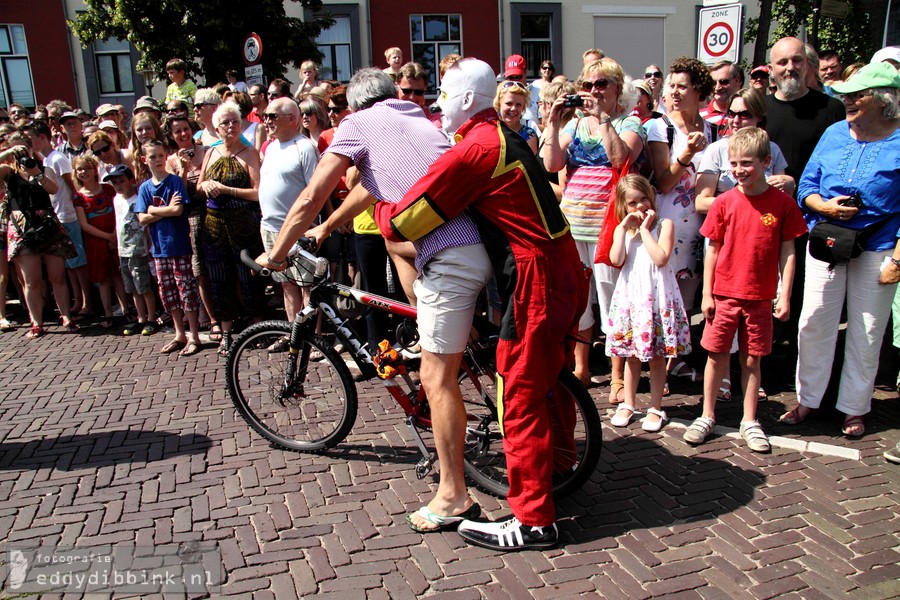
[754, 0, 775, 66]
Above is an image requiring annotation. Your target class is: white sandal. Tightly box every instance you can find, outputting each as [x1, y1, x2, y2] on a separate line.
[641, 408, 668, 432]
[610, 404, 635, 427]
[717, 378, 732, 402]
[670, 361, 703, 382]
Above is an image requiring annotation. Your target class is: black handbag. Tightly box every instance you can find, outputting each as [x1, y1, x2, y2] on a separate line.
[808, 217, 891, 267]
[13, 209, 61, 252]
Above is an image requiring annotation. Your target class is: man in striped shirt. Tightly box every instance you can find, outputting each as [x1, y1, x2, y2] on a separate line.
[262, 68, 491, 534]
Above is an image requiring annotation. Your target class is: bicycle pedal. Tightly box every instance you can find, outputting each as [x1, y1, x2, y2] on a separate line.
[415, 454, 436, 479]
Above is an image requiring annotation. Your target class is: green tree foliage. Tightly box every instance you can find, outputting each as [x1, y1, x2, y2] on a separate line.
[70, 0, 333, 87]
[746, 0, 876, 66]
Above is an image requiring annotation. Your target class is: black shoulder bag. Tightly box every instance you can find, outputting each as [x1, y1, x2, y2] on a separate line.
[808, 216, 893, 269]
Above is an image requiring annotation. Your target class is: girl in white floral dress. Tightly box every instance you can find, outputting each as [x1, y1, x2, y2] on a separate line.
[606, 175, 692, 432]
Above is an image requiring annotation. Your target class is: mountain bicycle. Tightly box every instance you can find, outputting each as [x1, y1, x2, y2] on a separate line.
[227, 244, 601, 498]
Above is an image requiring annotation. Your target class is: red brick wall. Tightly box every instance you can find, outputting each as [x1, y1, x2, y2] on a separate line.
[4, 2, 77, 107]
[370, 1, 500, 74]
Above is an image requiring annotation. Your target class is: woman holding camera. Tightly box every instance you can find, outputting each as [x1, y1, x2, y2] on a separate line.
[780, 62, 900, 437]
[543, 57, 643, 392]
[0, 138, 76, 338]
[165, 114, 216, 333]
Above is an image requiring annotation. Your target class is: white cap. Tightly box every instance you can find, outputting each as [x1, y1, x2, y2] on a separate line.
[871, 46, 900, 66]
[98, 120, 118, 130]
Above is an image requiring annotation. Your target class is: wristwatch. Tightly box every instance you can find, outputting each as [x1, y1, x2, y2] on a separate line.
[267, 254, 287, 267]
[30, 173, 44, 183]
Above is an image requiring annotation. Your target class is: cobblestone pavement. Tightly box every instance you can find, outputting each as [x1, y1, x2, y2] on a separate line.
[0, 320, 898, 599]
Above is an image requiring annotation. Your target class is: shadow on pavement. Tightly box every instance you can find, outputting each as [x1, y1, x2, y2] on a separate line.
[556, 435, 765, 545]
[0, 430, 212, 471]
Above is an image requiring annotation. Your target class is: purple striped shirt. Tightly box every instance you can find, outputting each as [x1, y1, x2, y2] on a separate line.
[326, 99, 481, 270]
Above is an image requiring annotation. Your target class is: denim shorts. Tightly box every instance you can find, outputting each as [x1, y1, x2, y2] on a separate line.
[62, 221, 88, 269]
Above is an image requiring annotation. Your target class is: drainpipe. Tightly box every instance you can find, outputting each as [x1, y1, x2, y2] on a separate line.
[363, 0, 372, 67]
[498, 0, 505, 70]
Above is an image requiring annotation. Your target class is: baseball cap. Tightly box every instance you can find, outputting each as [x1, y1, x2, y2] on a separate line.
[95, 103, 118, 117]
[831, 61, 900, 94]
[102, 164, 134, 182]
[98, 120, 119, 130]
[133, 96, 161, 113]
[504, 54, 526, 78]
[871, 46, 900, 67]
[58, 111, 80, 124]
[750, 65, 770, 77]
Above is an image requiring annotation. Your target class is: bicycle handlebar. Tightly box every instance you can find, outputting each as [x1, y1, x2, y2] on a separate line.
[241, 238, 328, 281]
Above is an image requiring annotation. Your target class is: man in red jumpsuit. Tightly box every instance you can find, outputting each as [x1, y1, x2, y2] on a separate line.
[374, 58, 589, 551]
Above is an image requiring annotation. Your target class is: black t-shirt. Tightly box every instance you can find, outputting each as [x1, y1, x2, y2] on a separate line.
[7, 172, 53, 213]
[765, 89, 845, 184]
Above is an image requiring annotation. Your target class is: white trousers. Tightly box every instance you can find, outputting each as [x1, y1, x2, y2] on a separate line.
[796, 249, 896, 416]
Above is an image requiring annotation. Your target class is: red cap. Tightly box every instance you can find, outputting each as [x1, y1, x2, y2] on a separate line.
[750, 65, 770, 75]
[504, 54, 526, 77]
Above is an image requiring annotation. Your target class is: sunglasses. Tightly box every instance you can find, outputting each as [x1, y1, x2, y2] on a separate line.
[501, 81, 528, 91]
[726, 110, 754, 119]
[581, 79, 611, 92]
[841, 91, 873, 102]
[715, 78, 732, 86]
[218, 119, 241, 128]
[194, 103, 210, 109]
[750, 72, 769, 80]
[645, 71, 663, 78]
[327, 105, 347, 114]
[400, 88, 426, 96]
[267, 92, 282, 98]
[92, 144, 112, 154]
[506, 74, 525, 81]
[166, 108, 186, 114]
[262, 112, 284, 121]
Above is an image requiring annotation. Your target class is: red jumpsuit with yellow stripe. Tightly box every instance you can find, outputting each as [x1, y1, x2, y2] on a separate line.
[374, 109, 589, 526]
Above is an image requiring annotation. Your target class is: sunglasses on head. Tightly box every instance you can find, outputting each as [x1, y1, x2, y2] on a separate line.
[400, 88, 426, 96]
[501, 80, 528, 91]
[581, 79, 611, 92]
[645, 71, 663, 78]
[726, 110, 754, 119]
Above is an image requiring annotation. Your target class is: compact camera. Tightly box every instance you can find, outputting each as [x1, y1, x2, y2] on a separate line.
[839, 191, 864, 208]
[563, 94, 583, 108]
[186, 149, 195, 158]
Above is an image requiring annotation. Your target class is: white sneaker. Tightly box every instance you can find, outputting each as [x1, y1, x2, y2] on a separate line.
[458, 516, 558, 551]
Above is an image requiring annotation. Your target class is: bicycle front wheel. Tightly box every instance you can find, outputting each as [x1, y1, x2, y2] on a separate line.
[226, 320, 358, 452]
[460, 367, 601, 499]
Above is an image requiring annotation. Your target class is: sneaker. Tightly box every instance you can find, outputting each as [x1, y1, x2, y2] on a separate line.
[683, 416, 716, 445]
[884, 443, 900, 465]
[141, 322, 158, 336]
[740, 420, 771, 453]
[457, 516, 558, 551]
[122, 322, 139, 336]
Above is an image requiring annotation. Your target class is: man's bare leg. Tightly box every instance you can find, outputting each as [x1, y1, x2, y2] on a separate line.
[386, 239, 417, 306]
[408, 348, 474, 530]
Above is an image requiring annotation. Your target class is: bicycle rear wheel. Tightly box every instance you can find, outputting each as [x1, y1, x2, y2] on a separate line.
[460, 366, 601, 499]
[226, 320, 358, 452]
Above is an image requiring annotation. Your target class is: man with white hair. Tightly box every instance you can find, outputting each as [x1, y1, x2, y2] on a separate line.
[375, 58, 589, 551]
[260, 68, 492, 534]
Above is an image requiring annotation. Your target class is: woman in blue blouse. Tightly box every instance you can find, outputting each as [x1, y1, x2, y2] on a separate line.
[781, 62, 900, 437]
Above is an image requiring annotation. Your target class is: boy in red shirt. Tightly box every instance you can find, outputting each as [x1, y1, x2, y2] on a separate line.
[686, 127, 807, 452]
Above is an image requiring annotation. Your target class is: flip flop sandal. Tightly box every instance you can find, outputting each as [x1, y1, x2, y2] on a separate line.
[610, 404, 636, 428]
[160, 339, 187, 354]
[25, 325, 45, 339]
[209, 322, 223, 342]
[740, 420, 771, 453]
[406, 503, 481, 533]
[641, 408, 669, 432]
[0, 318, 15, 331]
[779, 405, 814, 425]
[179, 341, 201, 357]
[841, 415, 865, 438]
[717, 378, 732, 402]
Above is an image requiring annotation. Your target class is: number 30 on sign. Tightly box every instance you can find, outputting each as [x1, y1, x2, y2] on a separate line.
[697, 4, 742, 64]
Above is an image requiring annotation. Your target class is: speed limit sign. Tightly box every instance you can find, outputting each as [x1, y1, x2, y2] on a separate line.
[698, 4, 742, 64]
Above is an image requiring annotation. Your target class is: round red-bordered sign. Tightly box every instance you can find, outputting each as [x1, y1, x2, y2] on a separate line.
[702, 22, 734, 58]
[242, 33, 262, 66]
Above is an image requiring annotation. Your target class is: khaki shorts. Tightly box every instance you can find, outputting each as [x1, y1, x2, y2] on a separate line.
[260, 227, 313, 286]
[414, 243, 493, 354]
